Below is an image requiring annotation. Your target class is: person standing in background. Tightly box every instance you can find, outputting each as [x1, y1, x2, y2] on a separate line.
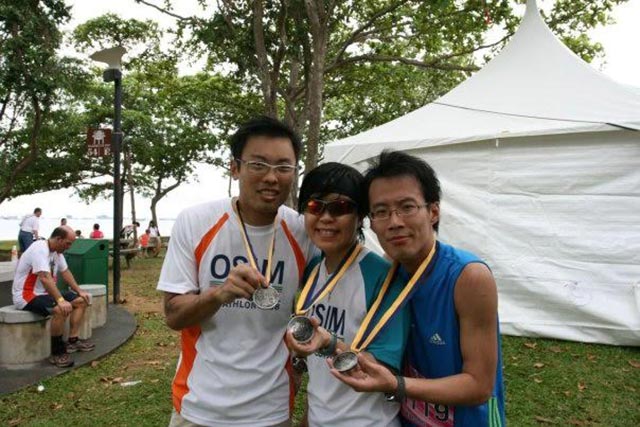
[120, 221, 140, 240]
[139, 229, 151, 257]
[148, 220, 161, 257]
[18, 207, 42, 254]
[60, 218, 67, 226]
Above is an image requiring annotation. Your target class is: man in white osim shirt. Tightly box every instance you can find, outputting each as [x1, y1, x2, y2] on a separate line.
[157, 116, 315, 427]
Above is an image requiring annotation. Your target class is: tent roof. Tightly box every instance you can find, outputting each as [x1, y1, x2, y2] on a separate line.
[325, 0, 640, 165]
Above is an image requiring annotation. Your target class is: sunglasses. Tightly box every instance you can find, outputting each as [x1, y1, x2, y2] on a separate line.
[306, 198, 357, 217]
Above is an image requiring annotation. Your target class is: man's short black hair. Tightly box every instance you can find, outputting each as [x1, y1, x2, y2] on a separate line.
[50, 226, 71, 239]
[363, 150, 442, 231]
[34, 207, 42, 214]
[230, 116, 302, 161]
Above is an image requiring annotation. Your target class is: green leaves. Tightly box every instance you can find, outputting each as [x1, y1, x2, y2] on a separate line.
[0, 0, 73, 203]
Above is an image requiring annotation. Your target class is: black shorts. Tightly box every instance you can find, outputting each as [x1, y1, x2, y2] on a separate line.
[23, 291, 79, 317]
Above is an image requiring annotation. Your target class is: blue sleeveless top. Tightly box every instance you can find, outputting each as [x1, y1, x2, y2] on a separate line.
[401, 241, 505, 427]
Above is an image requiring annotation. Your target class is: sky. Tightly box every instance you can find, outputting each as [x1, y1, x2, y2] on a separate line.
[1, 0, 639, 220]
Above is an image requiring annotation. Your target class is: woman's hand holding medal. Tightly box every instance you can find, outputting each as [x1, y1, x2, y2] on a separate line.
[285, 317, 331, 357]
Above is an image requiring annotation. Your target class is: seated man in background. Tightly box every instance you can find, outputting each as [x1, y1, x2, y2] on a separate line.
[90, 223, 104, 239]
[12, 226, 95, 368]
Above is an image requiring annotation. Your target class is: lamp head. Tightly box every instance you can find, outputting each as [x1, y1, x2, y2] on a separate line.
[90, 46, 126, 70]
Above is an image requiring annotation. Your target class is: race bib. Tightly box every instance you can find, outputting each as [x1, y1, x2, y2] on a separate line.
[401, 365, 454, 427]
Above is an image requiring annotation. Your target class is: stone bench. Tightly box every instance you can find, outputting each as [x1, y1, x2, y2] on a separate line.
[0, 305, 50, 369]
[80, 284, 107, 328]
[63, 300, 92, 341]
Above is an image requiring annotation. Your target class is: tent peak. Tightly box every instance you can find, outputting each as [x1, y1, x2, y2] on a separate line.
[524, 0, 544, 25]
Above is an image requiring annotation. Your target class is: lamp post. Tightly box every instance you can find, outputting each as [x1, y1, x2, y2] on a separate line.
[90, 46, 126, 304]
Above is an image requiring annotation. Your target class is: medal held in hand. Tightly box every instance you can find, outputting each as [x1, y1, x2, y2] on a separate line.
[334, 241, 439, 373]
[332, 350, 359, 372]
[235, 199, 280, 310]
[253, 286, 280, 310]
[289, 243, 363, 343]
[287, 316, 315, 343]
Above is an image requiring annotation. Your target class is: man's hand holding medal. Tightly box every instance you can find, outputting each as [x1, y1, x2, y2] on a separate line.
[213, 263, 268, 305]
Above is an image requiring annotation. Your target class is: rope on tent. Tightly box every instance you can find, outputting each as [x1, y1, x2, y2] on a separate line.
[432, 101, 640, 131]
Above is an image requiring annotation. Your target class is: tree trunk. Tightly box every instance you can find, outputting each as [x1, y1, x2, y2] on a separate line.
[124, 144, 138, 242]
[285, 58, 301, 208]
[150, 177, 180, 233]
[252, 0, 278, 117]
[303, 0, 330, 173]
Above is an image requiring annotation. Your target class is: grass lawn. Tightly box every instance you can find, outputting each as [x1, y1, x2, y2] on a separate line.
[0, 240, 17, 251]
[1, 254, 638, 426]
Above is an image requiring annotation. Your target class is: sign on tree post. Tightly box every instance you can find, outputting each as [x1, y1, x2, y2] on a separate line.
[86, 128, 112, 157]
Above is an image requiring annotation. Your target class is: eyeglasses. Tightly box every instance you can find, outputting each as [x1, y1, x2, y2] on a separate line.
[369, 203, 429, 221]
[235, 158, 298, 176]
[306, 198, 357, 217]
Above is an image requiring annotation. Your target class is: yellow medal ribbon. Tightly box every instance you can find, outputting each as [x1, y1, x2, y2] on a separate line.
[351, 240, 437, 352]
[234, 198, 278, 284]
[296, 244, 363, 315]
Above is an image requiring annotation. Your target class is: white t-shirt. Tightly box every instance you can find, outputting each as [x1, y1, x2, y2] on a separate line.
[19, 214, 40, 233]
[149, 226, 159, 237]
[12, 240, 68, 308]
[304, 248, 405, 427]
[157, 199, 314, 427]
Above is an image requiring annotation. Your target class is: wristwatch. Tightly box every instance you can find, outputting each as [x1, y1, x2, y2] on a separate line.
[315, 331, 338, 358]
[385, 375, 406, 402]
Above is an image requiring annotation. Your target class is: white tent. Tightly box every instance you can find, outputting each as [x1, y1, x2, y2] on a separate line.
[325, 0, 640, 346]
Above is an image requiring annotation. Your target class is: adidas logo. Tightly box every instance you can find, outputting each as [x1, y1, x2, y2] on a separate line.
[429, 333, 445, 345]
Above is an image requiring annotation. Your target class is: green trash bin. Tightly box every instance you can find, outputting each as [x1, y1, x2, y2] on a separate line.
[57, 239, 109, 304]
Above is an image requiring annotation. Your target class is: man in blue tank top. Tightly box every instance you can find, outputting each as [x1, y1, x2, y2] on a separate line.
[331, 151, 505, 427]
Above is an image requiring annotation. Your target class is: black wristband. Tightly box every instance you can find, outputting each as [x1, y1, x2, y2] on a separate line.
[385, 375, 406, 402]
[315, 331, 337, 357]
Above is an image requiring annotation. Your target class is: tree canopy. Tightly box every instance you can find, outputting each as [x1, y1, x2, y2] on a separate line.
[0, 0, 78, 203]
[0, 0, 629, 212]
[138, 0, 627, 176]
[70, 14, 262, 221]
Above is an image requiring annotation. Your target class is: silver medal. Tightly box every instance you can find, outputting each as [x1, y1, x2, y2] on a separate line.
[287, 316, 315, 343]
[253, 286, 279, 310]
[333, 351, 358, 372]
